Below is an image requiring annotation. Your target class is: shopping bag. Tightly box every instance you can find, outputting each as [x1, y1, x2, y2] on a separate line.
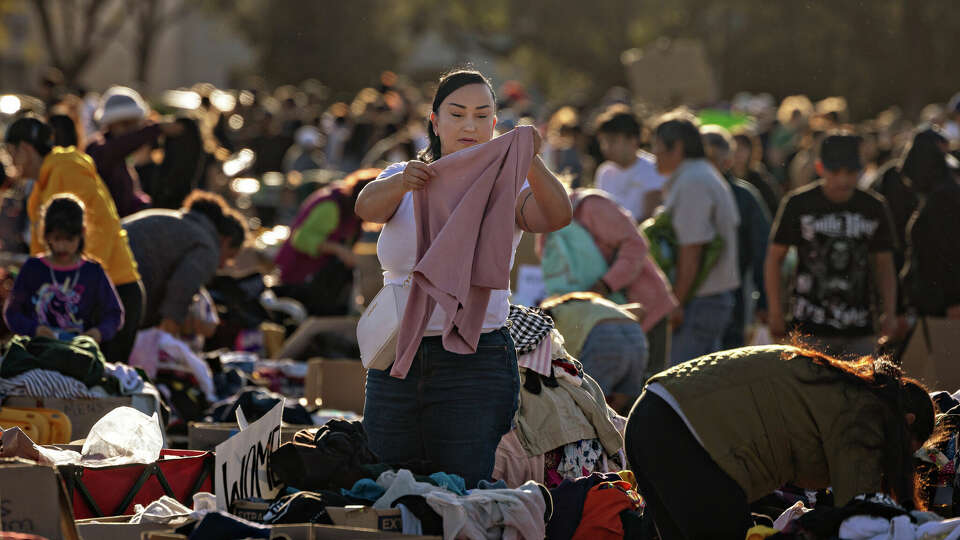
[59, 449, 214, 519]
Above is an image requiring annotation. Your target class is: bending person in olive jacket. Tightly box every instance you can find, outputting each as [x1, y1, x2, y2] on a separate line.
[626, 344, 935, 540]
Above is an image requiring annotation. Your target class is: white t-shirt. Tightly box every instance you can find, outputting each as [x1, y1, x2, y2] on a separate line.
[594, 151, 666, 221]
[375, 161, 527, 332]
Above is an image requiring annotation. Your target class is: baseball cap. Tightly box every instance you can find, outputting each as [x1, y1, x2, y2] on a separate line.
[819, 132, 863, 171]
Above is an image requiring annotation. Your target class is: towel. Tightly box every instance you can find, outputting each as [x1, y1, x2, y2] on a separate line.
[393, 126, 535, 378]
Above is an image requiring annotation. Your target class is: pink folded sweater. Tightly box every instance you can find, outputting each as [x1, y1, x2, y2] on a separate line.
[392, 126, 535, 378]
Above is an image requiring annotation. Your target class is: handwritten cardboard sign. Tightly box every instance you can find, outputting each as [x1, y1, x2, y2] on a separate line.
[215, 400, 284, 510]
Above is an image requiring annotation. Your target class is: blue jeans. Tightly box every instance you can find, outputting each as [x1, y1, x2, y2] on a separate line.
[579, 321, 649, 398]
[670, 291, 736, 366]
[362, 327, 520, 488]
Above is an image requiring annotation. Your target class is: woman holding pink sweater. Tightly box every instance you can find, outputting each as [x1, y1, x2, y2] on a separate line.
[354, 69, 571, 487]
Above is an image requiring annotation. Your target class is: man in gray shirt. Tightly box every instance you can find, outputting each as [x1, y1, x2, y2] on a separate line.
[652, 112, 741, 365]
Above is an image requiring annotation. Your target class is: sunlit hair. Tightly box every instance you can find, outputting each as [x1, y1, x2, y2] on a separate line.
[182, 190, 248, 249]
[785, 335, 936, 509]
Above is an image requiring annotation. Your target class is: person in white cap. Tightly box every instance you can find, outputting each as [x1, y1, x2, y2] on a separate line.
[85, 86, 183, 217]
[283, 125, 325, 173]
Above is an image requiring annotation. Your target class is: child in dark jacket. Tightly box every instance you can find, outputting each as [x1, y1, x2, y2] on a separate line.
[4, 195, 124, 342]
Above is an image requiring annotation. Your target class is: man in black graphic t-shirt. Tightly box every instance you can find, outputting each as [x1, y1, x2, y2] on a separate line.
[764, 132, 898, 356]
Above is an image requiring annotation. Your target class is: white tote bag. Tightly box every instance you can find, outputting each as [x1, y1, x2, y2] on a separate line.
[357, 277, 411, 371]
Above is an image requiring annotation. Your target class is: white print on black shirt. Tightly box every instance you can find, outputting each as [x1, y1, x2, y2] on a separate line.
[800, 212, 879, 241]
[794, 211, 878, 331]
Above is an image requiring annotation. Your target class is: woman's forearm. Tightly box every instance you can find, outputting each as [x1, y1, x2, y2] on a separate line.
[354, 173, 407, 223]
[518, 156, 572, 233]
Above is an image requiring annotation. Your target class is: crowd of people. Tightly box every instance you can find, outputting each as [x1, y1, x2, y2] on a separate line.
[1, 64, 960, 539]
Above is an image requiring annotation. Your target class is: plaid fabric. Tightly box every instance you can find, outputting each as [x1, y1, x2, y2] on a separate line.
[508, 304, 555, 354]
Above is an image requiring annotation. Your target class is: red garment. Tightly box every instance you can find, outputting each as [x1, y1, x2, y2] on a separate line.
[393, 126, 535, 378]
[571, 480, 643, 540]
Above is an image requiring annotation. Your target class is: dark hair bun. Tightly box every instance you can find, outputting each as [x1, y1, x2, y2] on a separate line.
[182, 190, 248, 248]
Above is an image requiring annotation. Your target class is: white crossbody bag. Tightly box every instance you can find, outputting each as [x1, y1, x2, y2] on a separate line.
[357, 275, 412, 370]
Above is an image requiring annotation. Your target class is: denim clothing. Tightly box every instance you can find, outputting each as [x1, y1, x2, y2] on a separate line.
[670, 290, 735, 366]
[362, 327, 520, 489]
[579, 321, 648, 397]
[645, 318, 671, 380]
[721, 286, 749, 350]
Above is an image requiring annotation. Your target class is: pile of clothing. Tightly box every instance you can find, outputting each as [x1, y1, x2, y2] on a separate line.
[209, 388, 313, 426]
[130, 329, 219, 425]
[495, 307, 627, 489]
[0, 335, 147, 399]
[917, 391, 960, 516]
[130, 330, 318, 431]
[546, 472, 644, 540]
[271, 419, 380, 491]
[254, 420, 555, 538]
[761, 493, 960, 539]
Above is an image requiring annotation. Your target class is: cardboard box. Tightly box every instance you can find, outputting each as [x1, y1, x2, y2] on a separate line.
[229, 499, 272, 523]
[0, 458, 80, 540]
[4, 393, 159, 441]
[75, 515, 190, 540]
[327, 506, 402, 532]
[305, 359, 366, 414]
[187, 422, 310, 451]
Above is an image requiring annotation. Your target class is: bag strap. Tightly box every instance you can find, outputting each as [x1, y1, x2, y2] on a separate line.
[62, 464, 105, 518]
[188, 453, 215, 501]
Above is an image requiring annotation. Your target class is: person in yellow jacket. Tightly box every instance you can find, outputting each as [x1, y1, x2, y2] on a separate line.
[625, 344, 936, 539]
[5, 117, 144, 364]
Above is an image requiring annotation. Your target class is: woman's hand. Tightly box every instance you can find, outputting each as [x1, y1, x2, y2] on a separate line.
[159, 318, 181, 336]
[36, 326, 57, 339]
[530, 127, 543, 155]
[82, 328, 102, 343]
[400, 161, 436, 192]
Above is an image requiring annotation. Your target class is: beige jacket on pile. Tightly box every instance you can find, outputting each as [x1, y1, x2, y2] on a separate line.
[514, 369, 623, 457]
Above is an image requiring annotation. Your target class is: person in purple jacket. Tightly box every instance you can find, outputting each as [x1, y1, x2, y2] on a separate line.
[85, 86, 183, 217]
[3, 195, 124, 343]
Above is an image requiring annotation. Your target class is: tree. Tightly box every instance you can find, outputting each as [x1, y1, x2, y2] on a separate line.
[213, 0, 960, 119]
[30, 0, 132, 84]
[131, 0, 193, 85]
[212, 0, 400, 94]
[30, 0, 194, 87]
